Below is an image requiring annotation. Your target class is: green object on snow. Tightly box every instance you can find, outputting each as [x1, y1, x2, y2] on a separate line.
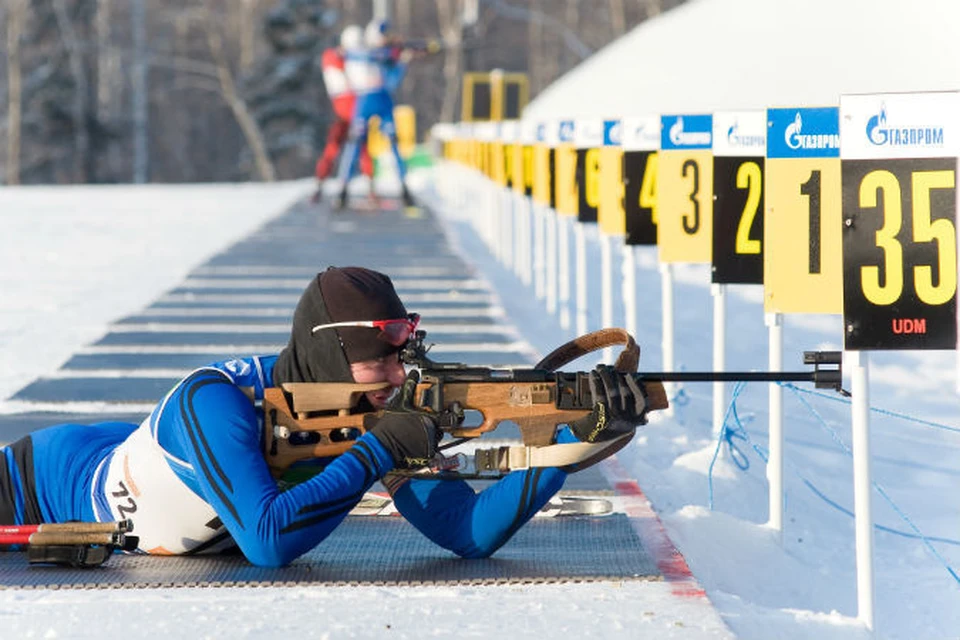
[404, 145, 435, 170]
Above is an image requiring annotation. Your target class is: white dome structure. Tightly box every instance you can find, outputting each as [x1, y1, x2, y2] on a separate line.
[523, 0, 960, 119]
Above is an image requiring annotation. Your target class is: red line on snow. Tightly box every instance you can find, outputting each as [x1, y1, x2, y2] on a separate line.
[602, 456, 707, 598]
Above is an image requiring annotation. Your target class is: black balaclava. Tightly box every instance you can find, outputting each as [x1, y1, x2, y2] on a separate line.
[272, 266, 408, 386]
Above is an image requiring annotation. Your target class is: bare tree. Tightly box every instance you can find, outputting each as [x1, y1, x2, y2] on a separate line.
[238, 0, 258, 71]
[5, 0, 28, 185]
[610, 0, 626, 37]
[395, 0, 411, 34]
[95, 0, 124, 179]
[0, 0, 681, 184]
[52, 0, 91, 182]
[435, 0, 464, 124]
[201, 3, 276, 181]
[132, 0, 149, 182]
[564, 0, 579, 73]
[528, 0, 543, 95]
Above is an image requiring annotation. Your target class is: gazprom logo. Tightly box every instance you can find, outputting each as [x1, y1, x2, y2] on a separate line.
[603, 120, 622, 146]
[634, 124, 660, 145]
[536, 123, 546, 142]
[785, 112, 840, 151]
[726, 122, 764, 149]
[865, 103, 944, 147]
[558, 120, 575, 142]
[767, 107, 839, 158]
[669, 117, 711, 146]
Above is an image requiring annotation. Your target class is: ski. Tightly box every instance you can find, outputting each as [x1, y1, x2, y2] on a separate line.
[349, 492, 614, 517]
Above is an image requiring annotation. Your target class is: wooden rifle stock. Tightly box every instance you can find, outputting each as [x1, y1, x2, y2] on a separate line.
[262, 376, 668, 477]
[263, 329, 670, 477]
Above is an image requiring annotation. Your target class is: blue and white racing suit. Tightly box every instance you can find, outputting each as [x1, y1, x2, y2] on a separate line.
[0, 355, 571, 566]
[337, 46, 409, 186]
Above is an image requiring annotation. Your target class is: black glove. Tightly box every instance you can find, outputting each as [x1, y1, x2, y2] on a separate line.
[570, 365, 648, 443]
[368, 370, 442, 468]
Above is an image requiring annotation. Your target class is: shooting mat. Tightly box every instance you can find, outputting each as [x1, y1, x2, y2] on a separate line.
[0, 514, 659, 588]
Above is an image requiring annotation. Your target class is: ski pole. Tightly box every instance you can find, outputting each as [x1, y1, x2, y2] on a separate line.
[0, 519, 133, 537]
[0, 531, 124, 546]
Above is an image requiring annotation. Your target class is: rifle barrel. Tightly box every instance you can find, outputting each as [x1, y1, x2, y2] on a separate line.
[632, 371, 838, 384]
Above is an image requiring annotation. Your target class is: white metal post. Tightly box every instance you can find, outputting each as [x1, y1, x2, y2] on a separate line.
[660, 262, 675, 416]
[601, 234, 614, 363]
[559, 216, 571, 330]
[488, 179, 499, 261]
[575, 222, 589, 337]
[546, 211, 558, 314]
[622, 244, 637, 341]
[711, 283, 726, 436]
[501, 189, 514, 270]
[511, 192, 521, 277]
[765, 312, 784, 542]
[851, 350, 875, 632]
[491, 178, 500, 260]
[533, 205, 545, 300]
[518, 196, 532, 286]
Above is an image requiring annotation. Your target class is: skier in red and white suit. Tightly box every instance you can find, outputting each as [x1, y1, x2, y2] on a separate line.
[312, 25, 374, 204]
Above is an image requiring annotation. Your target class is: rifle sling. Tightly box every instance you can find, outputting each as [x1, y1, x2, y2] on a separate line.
[535, 328, 639, 373]
[473, 432, 634, 474]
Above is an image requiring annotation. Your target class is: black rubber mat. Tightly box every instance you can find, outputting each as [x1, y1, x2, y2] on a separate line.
[0, 515, 659, 588]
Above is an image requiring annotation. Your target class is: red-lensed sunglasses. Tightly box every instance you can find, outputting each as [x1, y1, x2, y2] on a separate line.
[310, 313, 420, 346]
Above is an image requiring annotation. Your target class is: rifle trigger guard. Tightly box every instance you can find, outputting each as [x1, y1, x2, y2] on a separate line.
[438, 401, 464, 429]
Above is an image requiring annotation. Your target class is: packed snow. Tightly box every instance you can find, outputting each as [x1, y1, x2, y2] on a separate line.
[2, 0, 960, 635]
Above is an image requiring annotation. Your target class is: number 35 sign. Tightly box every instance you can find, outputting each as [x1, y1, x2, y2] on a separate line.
[840, 92, 960, 350]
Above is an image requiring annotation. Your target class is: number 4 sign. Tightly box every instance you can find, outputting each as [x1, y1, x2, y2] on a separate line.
[840, 91, 960, 351]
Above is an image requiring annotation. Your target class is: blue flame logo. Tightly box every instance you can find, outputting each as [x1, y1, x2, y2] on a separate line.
[866, 104, 888, 145]
[785, 112, 803, 150]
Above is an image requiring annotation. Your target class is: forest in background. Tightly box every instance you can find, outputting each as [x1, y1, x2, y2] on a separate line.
[0, 0, 678, 185]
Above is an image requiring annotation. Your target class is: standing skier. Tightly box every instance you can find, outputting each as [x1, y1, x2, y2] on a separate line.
[336, 19, 417, 211]
[312, 25, 375, 204]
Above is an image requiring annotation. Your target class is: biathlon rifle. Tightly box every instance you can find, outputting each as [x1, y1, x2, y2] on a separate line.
[263, 328, 843, 479]
[400, 38, 442, 55]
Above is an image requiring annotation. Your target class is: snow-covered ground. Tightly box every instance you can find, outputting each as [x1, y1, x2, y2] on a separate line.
[0, 179, 729, 640]
[0, 167, 958, 638]
[420, 161, 960, 640]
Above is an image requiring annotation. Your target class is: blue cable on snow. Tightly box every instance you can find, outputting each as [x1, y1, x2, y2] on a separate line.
[704, 381, 960, 586]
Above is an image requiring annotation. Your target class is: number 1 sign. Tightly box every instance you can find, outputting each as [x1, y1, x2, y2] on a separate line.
[764, 107, 844, 314]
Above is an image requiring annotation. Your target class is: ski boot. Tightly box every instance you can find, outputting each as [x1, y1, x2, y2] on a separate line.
[400, 182, 421, 218]
[336, 188, 349, 212]
[366, 182, 381, 211]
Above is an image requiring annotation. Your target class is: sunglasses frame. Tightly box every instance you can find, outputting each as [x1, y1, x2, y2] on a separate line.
[310, 313, 420, 346]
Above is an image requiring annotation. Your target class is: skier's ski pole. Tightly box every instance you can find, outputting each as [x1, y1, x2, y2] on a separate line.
[1, 531, 123, 546]
[0, 519, 133, 537]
